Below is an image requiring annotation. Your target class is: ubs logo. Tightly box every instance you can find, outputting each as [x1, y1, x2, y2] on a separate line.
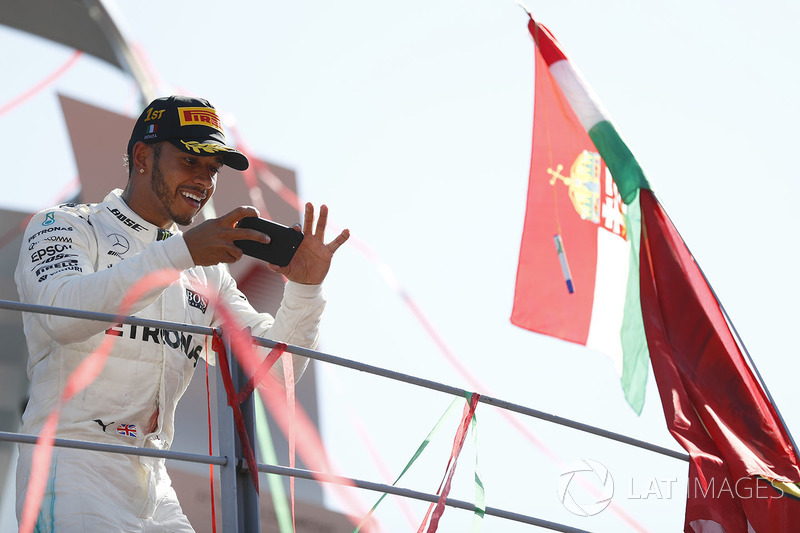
[186, 288, 208, 314]
[108, 233, 130, 255]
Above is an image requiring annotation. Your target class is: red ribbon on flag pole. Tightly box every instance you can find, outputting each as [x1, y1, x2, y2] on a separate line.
[212, 330, 287, 493]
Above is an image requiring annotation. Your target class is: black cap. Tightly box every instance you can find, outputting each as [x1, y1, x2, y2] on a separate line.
[127, 95, 249, 171]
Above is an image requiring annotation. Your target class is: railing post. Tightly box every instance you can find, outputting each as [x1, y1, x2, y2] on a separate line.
[231, 329, 261, 532]
[215, 328, 240, 532]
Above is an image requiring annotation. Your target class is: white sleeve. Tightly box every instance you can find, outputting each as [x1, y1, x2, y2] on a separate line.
[213, 270, 325, 384]
[15, 209, 195, 344]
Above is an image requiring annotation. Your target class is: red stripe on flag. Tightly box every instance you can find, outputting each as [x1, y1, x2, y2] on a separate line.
[527, 20, 566, 66]
[512, 38, 600, 344]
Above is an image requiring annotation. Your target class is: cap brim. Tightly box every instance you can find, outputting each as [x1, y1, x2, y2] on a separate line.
[169, 139, 249, 171]
[221, 151, 249, 171]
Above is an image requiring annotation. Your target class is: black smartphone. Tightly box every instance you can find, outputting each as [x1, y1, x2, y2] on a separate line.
[234, 217, 304, 266]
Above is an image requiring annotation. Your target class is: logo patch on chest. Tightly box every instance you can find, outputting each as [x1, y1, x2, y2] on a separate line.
[116, 424, 137, 438]
[186, 288, 208, 314]
[107, 233, 130, 255]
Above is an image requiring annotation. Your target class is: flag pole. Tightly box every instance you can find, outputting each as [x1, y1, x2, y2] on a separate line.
[516, 1, 533, 18]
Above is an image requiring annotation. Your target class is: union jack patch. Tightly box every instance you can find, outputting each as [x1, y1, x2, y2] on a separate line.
[116, 423, 137, 437]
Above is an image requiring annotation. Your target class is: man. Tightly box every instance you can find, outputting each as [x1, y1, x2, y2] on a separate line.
[14, 95, 349, 531]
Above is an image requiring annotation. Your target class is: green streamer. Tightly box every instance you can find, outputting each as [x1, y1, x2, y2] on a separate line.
[254, 394, 293, 533]
[466, 392, 484, 532]
[353, 398, 463, 532]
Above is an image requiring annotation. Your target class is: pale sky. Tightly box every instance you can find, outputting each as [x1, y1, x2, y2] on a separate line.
[1, 1, 799, 531]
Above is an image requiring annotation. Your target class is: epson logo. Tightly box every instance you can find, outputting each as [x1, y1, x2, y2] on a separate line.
[107, 207, 145, 232]
[31, 244, 72, 263]
[186, 288, 208, 314]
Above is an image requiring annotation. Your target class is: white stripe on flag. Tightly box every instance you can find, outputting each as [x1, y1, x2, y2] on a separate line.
[586, 227, 631, 374]
[548, 60, 610, 132]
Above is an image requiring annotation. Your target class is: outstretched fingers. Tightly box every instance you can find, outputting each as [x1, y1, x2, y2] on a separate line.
[328, 228, 350, 253]
[314, 204, 328, 241]
[304, 202, 347, 251]
[302, 203, 314, 236]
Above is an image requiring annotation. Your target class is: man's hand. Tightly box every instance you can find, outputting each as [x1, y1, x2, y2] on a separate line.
[268, 203, 349, 284]
[183, 206, 269, 266]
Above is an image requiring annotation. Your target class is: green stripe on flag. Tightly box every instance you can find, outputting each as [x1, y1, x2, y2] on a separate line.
[588, 120, 651, 204]
[620, 190, 649, 414]
[588, 119, 651, 413]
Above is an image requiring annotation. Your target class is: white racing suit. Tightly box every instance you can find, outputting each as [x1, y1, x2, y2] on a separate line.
[14, 189, 322, 531]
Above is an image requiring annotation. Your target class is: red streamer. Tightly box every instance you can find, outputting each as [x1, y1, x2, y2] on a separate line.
[327, 368, 419, 529]
[236, 343, 286, 404]
[212, 334, 287, 492]
[417, 393, 480, 533]
[206, 286, 374, 528]
[0, 50, 82, 117]
[227, 126, 301, 213]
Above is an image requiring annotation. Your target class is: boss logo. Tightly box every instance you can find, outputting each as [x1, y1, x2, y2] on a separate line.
[186, 288, 208, 314]
[107, 207, 145, 232]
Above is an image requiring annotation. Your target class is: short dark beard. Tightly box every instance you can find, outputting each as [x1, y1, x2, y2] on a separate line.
[151, 144, 195, 226]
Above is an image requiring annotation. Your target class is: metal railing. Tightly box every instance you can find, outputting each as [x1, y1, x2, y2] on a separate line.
[0, 299, 689, 532]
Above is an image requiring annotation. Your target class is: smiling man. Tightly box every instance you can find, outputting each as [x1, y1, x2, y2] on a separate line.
[14, 95, 349, 532]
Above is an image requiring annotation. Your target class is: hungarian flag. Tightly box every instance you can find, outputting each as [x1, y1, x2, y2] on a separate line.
[513, 14, 800, 531]
[511, 17, 650, 413]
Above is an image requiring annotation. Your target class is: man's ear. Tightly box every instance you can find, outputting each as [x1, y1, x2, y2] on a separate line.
[131, 141, 151, 176]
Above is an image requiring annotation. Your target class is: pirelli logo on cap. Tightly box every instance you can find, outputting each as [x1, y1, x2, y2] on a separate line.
[178, 107, 223, 132]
